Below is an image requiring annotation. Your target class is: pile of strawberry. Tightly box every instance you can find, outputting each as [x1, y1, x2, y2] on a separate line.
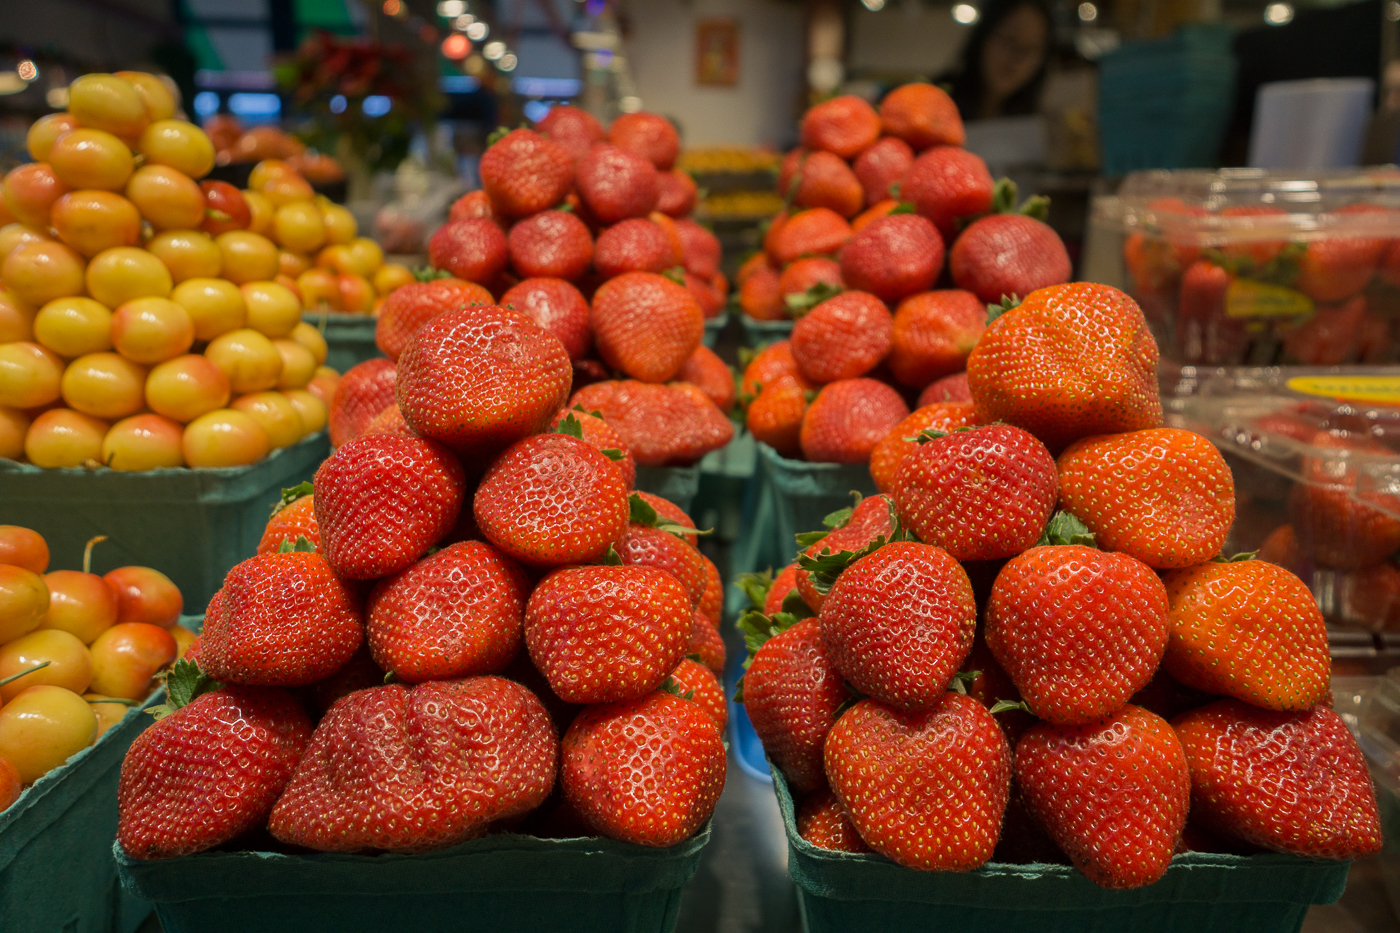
[737, 83, 1071, 465]
[114, 303, 729, 859]
[357, 106, 734, 468]
[738, 280, 1382, 888]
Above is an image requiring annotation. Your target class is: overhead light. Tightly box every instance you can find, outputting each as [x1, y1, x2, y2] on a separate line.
[362, 95, 392, 116]
[619, 95, 642, 113]
[454, 13, 474, 29]
[498, 53, 518, 71]
[436, 0, 466, 17]
[860, 0, 886, 9]
[381, 0, 401, 15]
[1077, 2, 1097, 19]
[952, 3, 979, 23]
[16, 61, 37, 81]
[466, 21, 488, 40]
[1264, 1, 1293, 23]
[329, 93, 347, 113]
[0, 72, 27, 95]
[441, 34, 471, 59]
[483, 40, 506, 60]
[193, 91, 220, 117]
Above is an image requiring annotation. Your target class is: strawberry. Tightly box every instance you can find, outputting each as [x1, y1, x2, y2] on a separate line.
[479, 128, 573, 218]
[366, 540, 530, 682]
[118, 675, 311, 859]
[201, 549, 363, 686]
[687, 610, 726, 676]
[1217, 205, 1289, 267]
[570, 380, 733, 466]
[375, 278, 494, 361]
[888, 289, 985, 387]
[562, 690, 725, 846]
[766, 208, 853, 266]
[269, 677, 558, 852]
[427, 217, 508, 285]
[739, 261, 785, 320]
[667, 657, 727, 729]
[1122, 231, 1181, 294]
[780, 150, 864, 218]
[682, 271, 723, 318]
[902, 147, 994, 241]
[505, 209, 594, 281]
[852, 199, 899, 232]
[1341, 561, 1400, 630]
[297, 645, 388, 717]
[616, 495, 708, 608]
[893, 425, 1057, 562]
[656, 170, 698, 217]
[951, 213, 1071, 304]
[1176, 258, 1241, 363]
[959, 635, 1035, 743]
[672, 346, 733, 414]
[396, 305, 573, 461]
[500, 276, 592, 361]
[739, 339, 809, 398]
[801, 95, 881, 159]
[257, 483, 320, 554]
[794, 493, 897, 613]
[1162, 559, 1329, 711]
[328, 357, 396, 448]
[1173, 700, 1382, 858]
[609, 111, 681, 170]
[674, 217, 721, 277]
[967, 282, 1162, 452]
[868, 401, 980, 494]
[1016, 705, 1190, 889]
[590, 271, 704, 383]
[986, 537, 1170, 725]
[798, 788, 871, 853]
[747, 375, 809, 458]
[474, 433, 629, 567]
[790, 291, 893, 384]
[594, 218, 678, 278]
[448, 189, 496, 222]
[879, 82, 965, 149]
[549, 405, 637, 488]
[824, 694, 1010, 871]
[535, 104, 605, 162]
[1284, 294, 1369, 365]
[736, 250, 772, 287]
[778, 256, 844, 309]
[576, 144, 660, 224]
[819, 541, 975, 709]
[800, 378, 909, 464]
[917, 371, 971, 405]
[526, 565, 692, 703]
[1290, 431, 1400, 569]
[839, 213, 944, 303]
[314, 433, 466, 579]
[1057, 428, 1235, 569]
[362, 404, 416, 439]
[1256, 523, 1303, 574]
[852, 137, 914, 209]
[698, 553, 722, 622]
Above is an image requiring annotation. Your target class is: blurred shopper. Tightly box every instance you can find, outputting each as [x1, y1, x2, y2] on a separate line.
[942, 0, 1054, 121]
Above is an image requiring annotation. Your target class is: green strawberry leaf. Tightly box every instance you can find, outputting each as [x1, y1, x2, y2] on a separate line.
[276, 535, 317, 554]
[270, 481, 313, 517]
[486, 125, 511, 146]
[991, 178, 1019, 215]
[889, 201, 916, 215]
[781, 588, 815, 620]
[989, 699, 1033, 715]
[733, 676, 746, 704]
[0, 661, 50, 690]
[736, 569, 775, 610]
[556, 201, 575, 213]
[912, 428, 948, 445]
[985, 295, 1023, 325]
[1212, 551, 1258, 563]
[1035, 511, 1097, 548]
[794, 493, 862, 547]
[600, 448, 625, 461]
[598, 545, 623, 567]
[413, 265, 454, 282]
[737, 346, 760, 368]
[1253, 242, 1306, 288]
[736, 609, 804, 671]
[785, 280, 843, 316]
[660, 676, 696, 701]
[149, 659, 222, 720]
[628, 492, 710, 539]
[383, 671, 398, 685]
[554, 412, 585, 440]
[794, 530, 830, 548]
[662, 266, 687, 286]
[1019, 195, 1051, 222]
[947, 671, 980, 695]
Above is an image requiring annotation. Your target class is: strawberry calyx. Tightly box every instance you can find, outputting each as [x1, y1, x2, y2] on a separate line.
[735, 568, 776, 609]
[486, 125, 512, 146]
[276, 535, 318, 554]
[1212, 551, 1258, 563]
[785, 281, 843, 316]
[889, 201, 916, 215]
[909, 425, 981, 445]
[556, 201, 575, 213]
[270, 481, 313, 518]
[598, 545, 624, 566]
[733, 607, 810, 702]
[148, 659, 222, 721]
[1035, 511, 1097, 548]
[83, 535, 107, 574]
[947, 671, 980, 695]
[0, 661, 51, 689]
[662, 267, 687, 286]
[795, 492, 864, 548]
[413, 266, 455, 283]
[985, 295, 1023, 325]
[628, 492, 711, 540]
[1200, 242, 1305, 287]
[781, 587, 816, 620]
[989, 699, 1033, 715]
[660, 676, 696, 701]
[988, 178, 1051, 222]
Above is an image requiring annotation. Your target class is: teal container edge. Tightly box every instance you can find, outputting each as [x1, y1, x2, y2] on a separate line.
[303, 310, 383, 374]
[634, 464, 702, 515]
[117, 821, 711, 933]
[702, 312, 728, 348]
[770, 768, 1351, 933]
[739, 317, 794, 347]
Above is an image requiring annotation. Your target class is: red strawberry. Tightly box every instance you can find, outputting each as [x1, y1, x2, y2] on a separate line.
[570, 380, 733, 466]
[448, 189, 496, 223]
[480, 128, 573, 218]
[1341, 561, 1400, 630]
[656, 170, 698, 217]
[888, 289, 985, 387]
[590, 271, 703, 383]
[1016, 705, 1190, 889]
[576, 144, 660, 224]
[951, 214, 1071, 304]
[562, 691, 725, 846]
[902, 147, 994, 241]
[535, 104, 605, 162]
[986, 540, 1170, 725]
[506, 209, 593, 281]
[1173, 700, 1382, 859]
[853, 137, 914, 209]
[739, 262, 785, 320]
[428, 217, 508, 285]
[328, 357, 396, 447]
[684, 271, 725, 318]
[1284, 294, 1369, 365]
[959, 635, 1036, 743]
[880, 82, 965, 149]
[313, 433, 466, 580]
[698, 553, 722, 622]
[869, 400, 981, 494]
[362, 403, 416, 439]
[1176, 259, 1240, 363]
[375, 279, 494, 361]
[474, 433, 629, 567]
[257, 486, 320, 554]
[674, 218, 721, 278]
[801, 95, 881, 159]
[668, 656, 727, 729]
[395, 305, 573, 460]
[366, 541, 530, 682]
[687, 610, 726, 676]
[790, 291, 893, 384]
[500, 276, 592, 361]
[825, 694, 1010, 870]
[778, 256, 844, 308]
[798, 788, 871, 852]
[1256, 523, 1303, 574]
[593, 218, 678, 278]
[780, 150, 864, 219]
[747, 374, 809, 458]
[526, 565, 692, 703]
[616, 513, 707, 609]
[839, 213, 944, 303]
[766, 208, 853, 266]
[918, 371, 971, 405]
[675, 344, 735, 413]
[794, 493, 898, 613]
[609, 111, 681, 170]
[268, 677, 557, 852]
[800, 378, 909, 464]
[1290, 430, 1400, 569]
[549, 405, 637, 488]
[1294, 206, 1387, 303]
[118, 681, 311, 859]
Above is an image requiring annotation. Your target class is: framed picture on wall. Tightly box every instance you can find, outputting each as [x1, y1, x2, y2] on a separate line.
[695, 18, 739, 86]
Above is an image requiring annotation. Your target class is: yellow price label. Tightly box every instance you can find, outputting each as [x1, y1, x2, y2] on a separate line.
[1225, 279, 1314, 319]
[1287, 375, 1400, 406]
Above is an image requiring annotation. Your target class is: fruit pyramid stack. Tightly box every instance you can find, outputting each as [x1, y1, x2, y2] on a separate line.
[115, 300, 728, 858]
[0, 72, 349, 471]
[739, 83, 1074, 467]
[739, 280, 1382, 887]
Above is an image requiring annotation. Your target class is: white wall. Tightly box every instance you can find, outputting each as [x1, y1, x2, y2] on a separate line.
[848, 3, 970, 77]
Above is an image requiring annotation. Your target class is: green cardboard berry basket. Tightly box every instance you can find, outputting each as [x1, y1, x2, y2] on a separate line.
[0, 433, 329, 613]
[738, 317, 793, 347]
[303, 311, 384, 375]
[770, 768, 1351, 933]
[635, 464, 703, 516]
[702, 312, 728, 349]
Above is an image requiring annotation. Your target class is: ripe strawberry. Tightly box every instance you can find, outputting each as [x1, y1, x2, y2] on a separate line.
[591, 271, 703, 383]
[798, 788, 871, 853]
[257, 484, 320, 555]
[562, 690, 725, 847]
[616, 513, 707, 609]
[656, 169, 698, 217]
[328, 357, 396, 447]
[535, 104, 605, 162]
[790, 291, 893, 384]
[505, 209, 593, 281]
[880, 82, 965, 149]
[571, 380, 734, 466]
[778, 256, 843, 307]
[747, 375, 809, 458]
[902, 147, 994, 241]
[674, 217, 721, 277]
[314, 433, 466, 580]
[269, 677, 557, 852]
[801, 95, 881, 159]
[825, 694, 1010, 871]
[951, 214, 1071, 304]
[1256, 523, 1303, 573]
[1173, 700, 1382, 858]
[667, 656, 727, 729]
[594, 218, 678, 278]
[684, 271, 725, 318]
[609, 111, 681, 170]
[362, 404, 416, 439]
[396, 305, 573, 460]
[427, 217, 508, 285]
[698, 553, 722, 622]
[959, 635, 1036, 743]
[675, 344, 735, 413]
[1295, 213, 1386, 303]
[868, 401, 980, 494]
[739, 261, 785, 320]
[1284, 294, 1369, 365]
[852, 199, 899, 232]
[118, 680, 311, 859]
[1341, 561, 1400, 630]
[1016, 705, 1190, 889]
[793, 493, 897, 613]
[888, 289, 985, 387]
[375, 279, 494, 361]
[967, 283, 1162, 452]
[576, 144, 660, 224]
[1289, 430, 1400, 569]
[480, 128, 573, 217]
[549, 405, 637, 488]
[448, 189, 496, 223]
[918, 371, 971, 405]
[800, 378, 909, 464]
[1176, 258, 1241, 363]
[986, 541, 1169, 725]
[500, 276, 592, 361]
[766, 208, 853, 266]
[1162, 559, 1329, 710]
[839, 213, 944, 303]
[853, 137, 914, 209]
[780, 150, 864, 218]
[736, 250, 772, 287]
[687, 610, 726, 676]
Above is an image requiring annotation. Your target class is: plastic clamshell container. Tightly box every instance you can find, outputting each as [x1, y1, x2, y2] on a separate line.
[770, 767, 1351, 933]
[1358, 667, 1400, 919]
[1090, 168, 1400, 366]
[302, 311, 384, 374]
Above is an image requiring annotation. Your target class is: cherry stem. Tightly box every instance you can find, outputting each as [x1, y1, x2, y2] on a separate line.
[83, 535, 107, 575]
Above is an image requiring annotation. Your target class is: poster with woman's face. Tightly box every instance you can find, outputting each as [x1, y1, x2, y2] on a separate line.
[696, 19, 739, 86]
